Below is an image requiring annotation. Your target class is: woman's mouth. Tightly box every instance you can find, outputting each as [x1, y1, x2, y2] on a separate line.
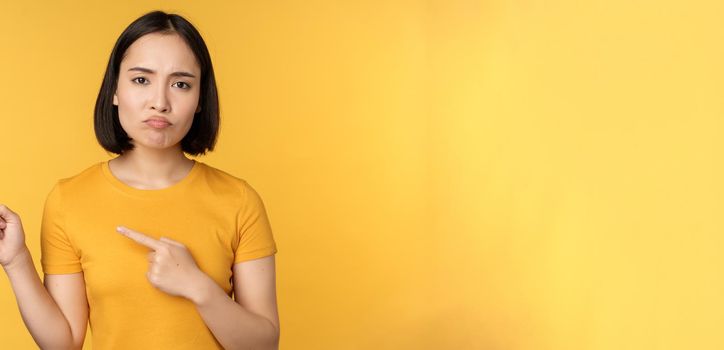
[145, 119, 171, 129]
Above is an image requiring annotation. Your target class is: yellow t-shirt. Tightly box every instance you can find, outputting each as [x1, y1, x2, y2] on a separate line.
[40, 160, 278, 349]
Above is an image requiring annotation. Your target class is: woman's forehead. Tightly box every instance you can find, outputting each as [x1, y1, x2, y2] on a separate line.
[121, 32, 200, 74]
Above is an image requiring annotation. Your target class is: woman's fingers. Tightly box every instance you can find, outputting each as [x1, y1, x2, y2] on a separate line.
[0, 204, 19, 224]
[117, 226, 163, 251]
[0, 204, 26, 267]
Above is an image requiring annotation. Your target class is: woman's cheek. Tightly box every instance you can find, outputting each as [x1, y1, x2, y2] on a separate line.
[117, 111, 135, 138]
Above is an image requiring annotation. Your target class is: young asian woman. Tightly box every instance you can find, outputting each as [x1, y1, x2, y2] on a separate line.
[0, 10, 280, 350]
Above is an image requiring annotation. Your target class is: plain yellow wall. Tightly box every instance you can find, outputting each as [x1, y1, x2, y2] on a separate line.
[0, 1, 722, 349]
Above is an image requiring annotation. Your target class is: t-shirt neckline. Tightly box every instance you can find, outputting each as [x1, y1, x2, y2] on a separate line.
[100, 159, 203, 198]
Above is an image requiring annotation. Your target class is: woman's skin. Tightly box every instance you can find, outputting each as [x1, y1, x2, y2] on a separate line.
[0, 32, 279, 349]
[110, 32, 200, 188]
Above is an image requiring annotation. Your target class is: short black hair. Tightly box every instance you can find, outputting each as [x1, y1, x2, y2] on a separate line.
[94, 10, 219, 155]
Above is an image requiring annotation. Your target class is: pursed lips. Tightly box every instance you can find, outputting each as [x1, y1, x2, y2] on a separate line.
[144, 116, 172, 129]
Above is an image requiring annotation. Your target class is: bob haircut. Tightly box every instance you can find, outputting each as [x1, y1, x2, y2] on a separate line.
[94, 10, 219, 155]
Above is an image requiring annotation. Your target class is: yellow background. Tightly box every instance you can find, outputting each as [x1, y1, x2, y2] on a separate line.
[0, 1, 722, 349]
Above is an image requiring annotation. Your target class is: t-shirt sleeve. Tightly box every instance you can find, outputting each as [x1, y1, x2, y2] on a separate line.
[40, 182, 82, 274]
[234, 181, 278, 263]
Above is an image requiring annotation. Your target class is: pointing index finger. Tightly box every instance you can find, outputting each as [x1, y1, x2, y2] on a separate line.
[117, 226, 162, 250]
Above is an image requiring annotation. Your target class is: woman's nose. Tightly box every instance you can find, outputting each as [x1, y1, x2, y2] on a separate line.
[150, 85, 170, 112]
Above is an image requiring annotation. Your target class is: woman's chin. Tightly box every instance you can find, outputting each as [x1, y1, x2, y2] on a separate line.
[129, 138, 181, 152]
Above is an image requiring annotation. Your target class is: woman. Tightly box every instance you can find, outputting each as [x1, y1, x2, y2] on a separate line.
[0, 10, 279, 349]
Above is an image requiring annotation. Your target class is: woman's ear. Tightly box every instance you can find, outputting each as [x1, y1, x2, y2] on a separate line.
[113, 93, 118, 106]
[196, 104, 201, 113]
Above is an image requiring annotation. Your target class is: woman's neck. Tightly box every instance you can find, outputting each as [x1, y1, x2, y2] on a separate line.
[109, 146, 195, 190]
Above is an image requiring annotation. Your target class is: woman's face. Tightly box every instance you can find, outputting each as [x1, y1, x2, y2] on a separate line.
[113, 32, 201, 152]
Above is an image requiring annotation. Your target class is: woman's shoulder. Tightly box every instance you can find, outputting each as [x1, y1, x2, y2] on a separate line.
[54, 162, 105, 188]
[196, 161, 256, 193]
[44, 162, 105, 201]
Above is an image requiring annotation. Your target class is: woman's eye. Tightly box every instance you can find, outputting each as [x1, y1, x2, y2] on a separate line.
[131, 78, 189, 89]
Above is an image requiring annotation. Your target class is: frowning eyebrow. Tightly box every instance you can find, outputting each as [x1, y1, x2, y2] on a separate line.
[127, 66, 197, 78]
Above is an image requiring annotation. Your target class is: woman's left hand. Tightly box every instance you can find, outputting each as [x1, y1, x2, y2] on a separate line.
[116, 225, 206, 301]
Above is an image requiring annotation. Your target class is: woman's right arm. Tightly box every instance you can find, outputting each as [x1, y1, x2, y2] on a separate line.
[1, 205, 88, 350]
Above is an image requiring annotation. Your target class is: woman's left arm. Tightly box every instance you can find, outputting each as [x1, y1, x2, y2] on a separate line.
[115, 226, 280, 350]
[191, 255, 280, 350]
